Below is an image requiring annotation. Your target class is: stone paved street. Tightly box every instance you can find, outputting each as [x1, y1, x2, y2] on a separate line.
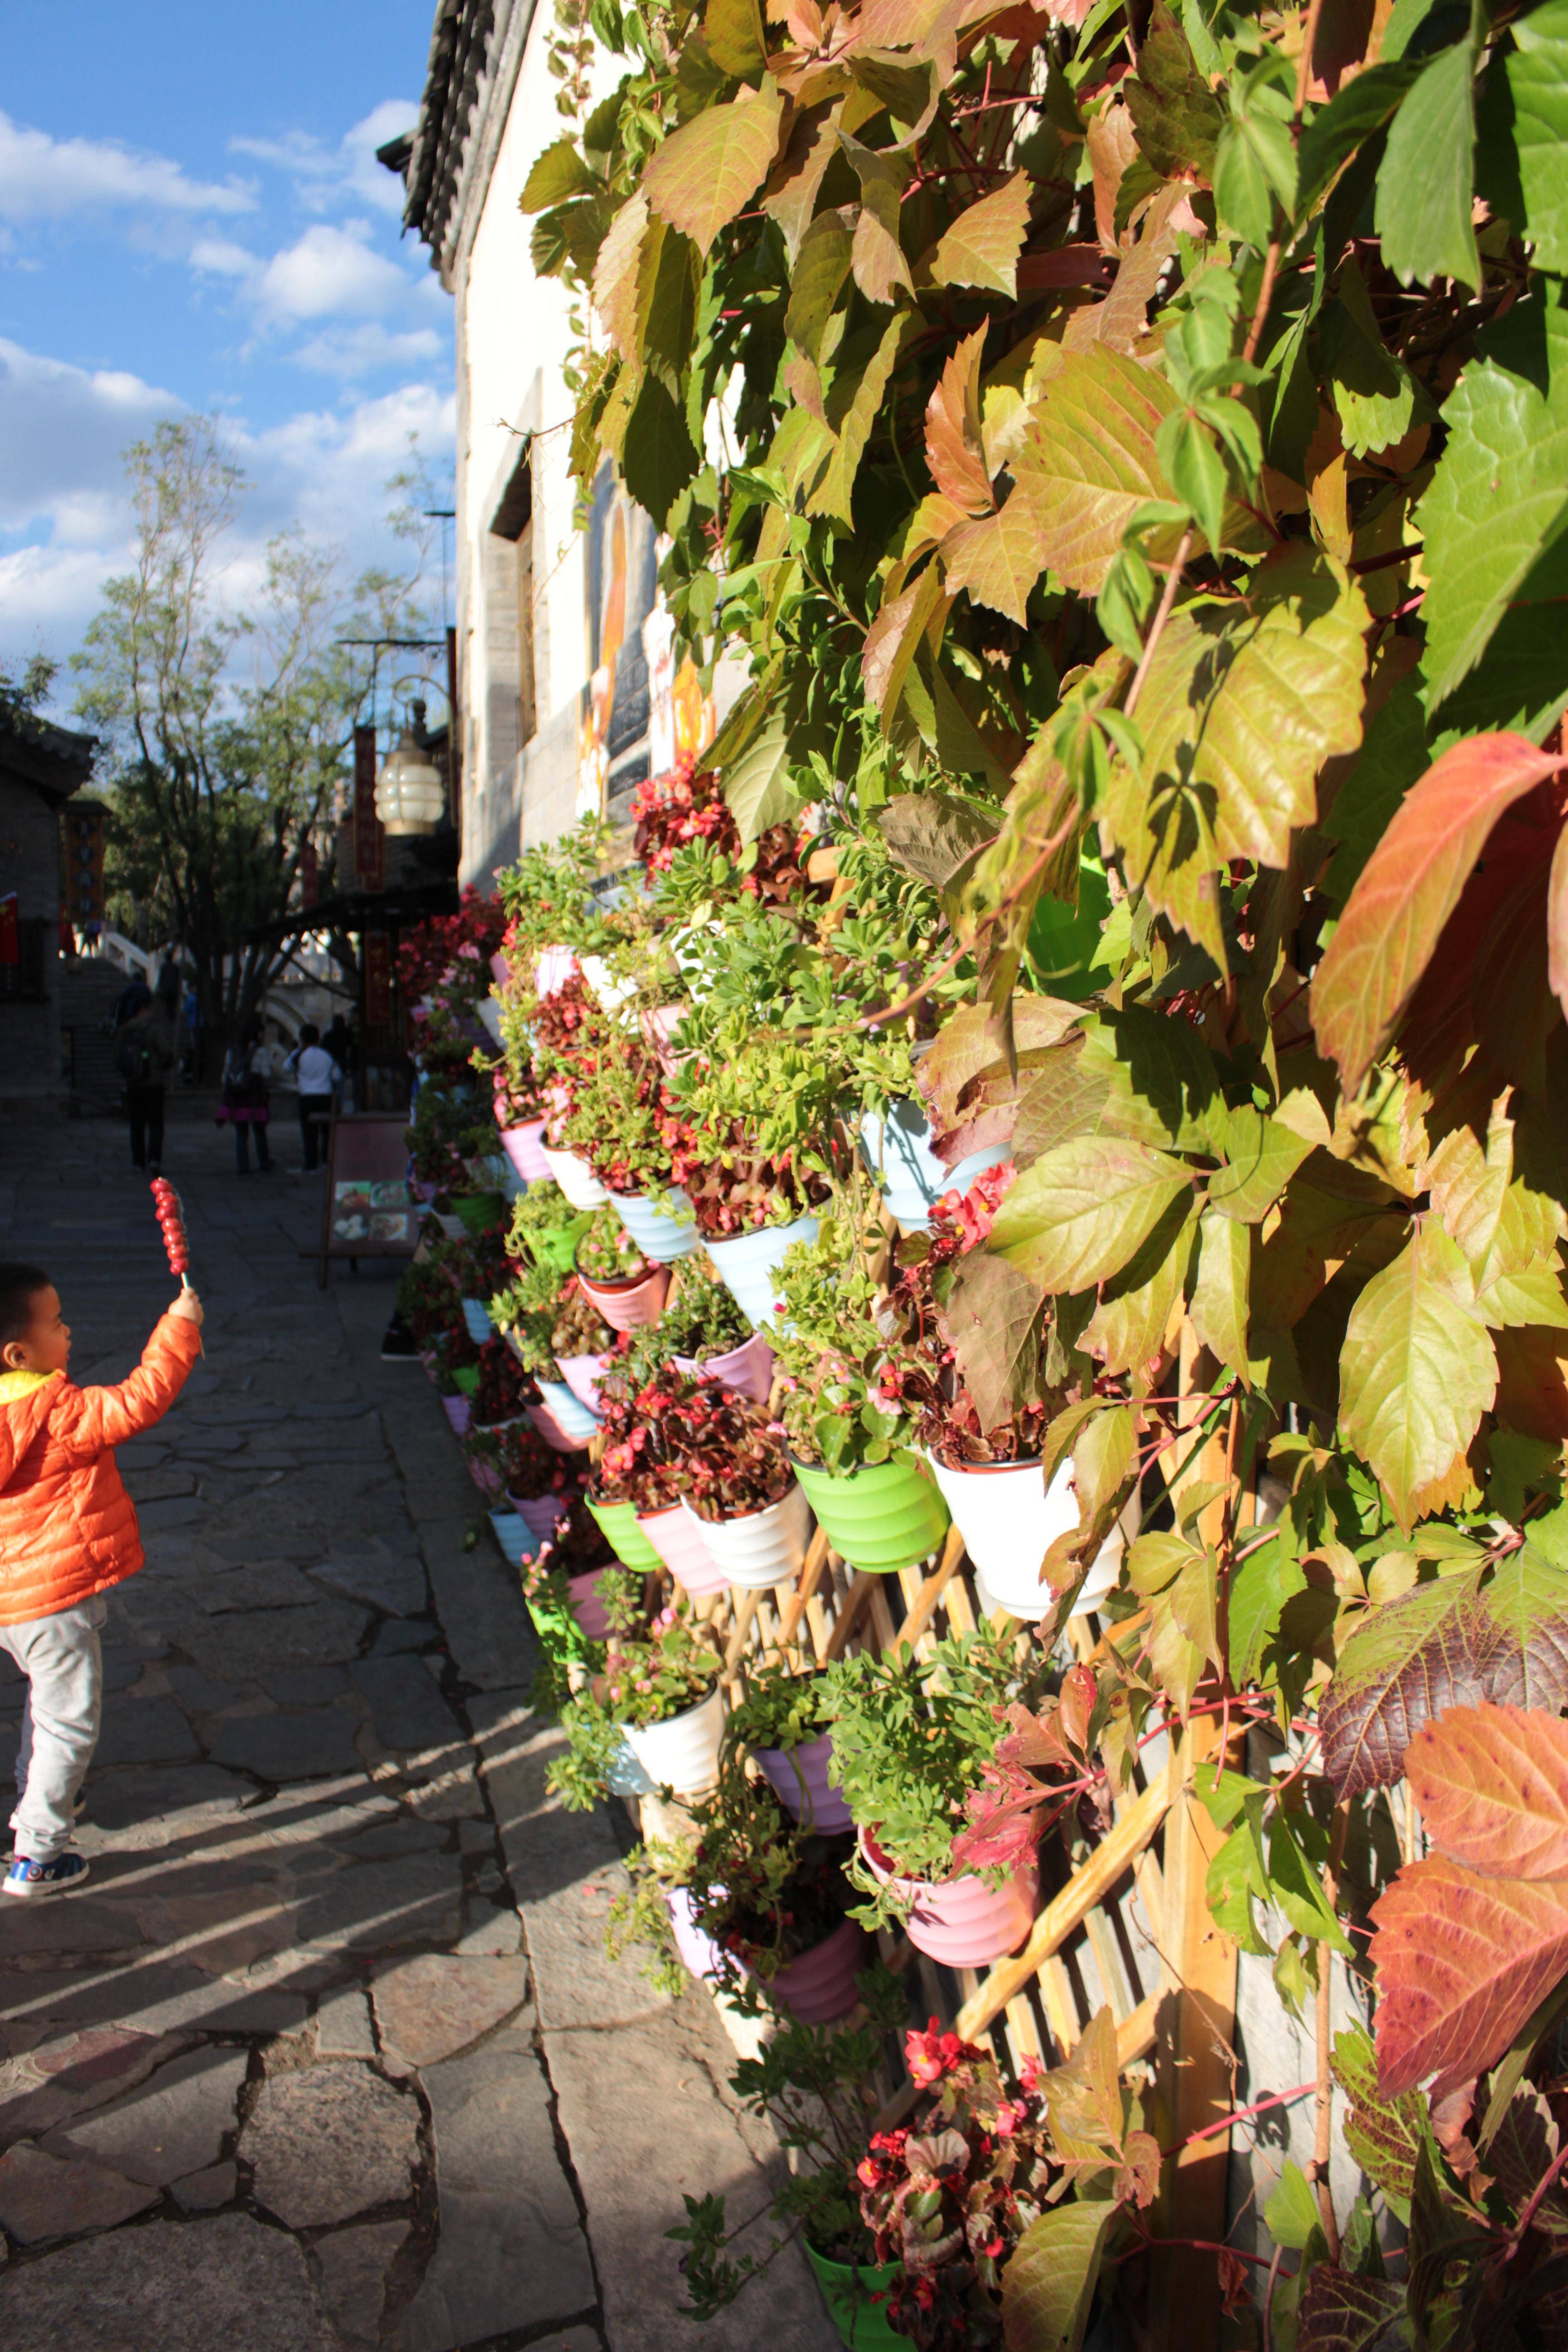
[0, 1101, 837, 2352]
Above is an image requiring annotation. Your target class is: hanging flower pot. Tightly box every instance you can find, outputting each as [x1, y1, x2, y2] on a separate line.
[610, 1186, 700, 1264]
[467, 1451, 505, 1498]
[768, 1919, 867, 2024]
[523, 1206, 594, 1272]
[540, 1143, 608, 1211]
[454, 1192, 506, 1238]
[477, 996, 505, 1049]
[858, 1831, 1036, 1969]
[554, 1350, 614, 1416]
[461, 1297, 495, 1345]
[584, 1494, 664, 1572]
[635, 1502, 729, 1596]
[575, 1258, 670, 1333]
[432, 1210, 467, 1242]
[579, 952, 638, 1018]
[526, 1396, 593, 1452]
[858, 1100, 1009, 1233]
[672, 1330, 774, 1404]
[488, 1509, 534, 1569]
[441, 1395, 471, 1439]
[500, 1118, 553, 1185]
[568, 1568, 612, 1641]
[802, 2244, 905, 2352]
[529, 1377, 600, 1446]
[790, 1454, 949, 1577]
[684, 1481, 811, 1592]
[926, 1456, 1074, 1620]
[706, 1214, 819, 1330]
[508, 1489, 568, 1544]
[665, 1886, 725, 1983]
[754, 1731, 853, 1834]
[534, 945, 578, 998]
[623, 1682, 726, 1796]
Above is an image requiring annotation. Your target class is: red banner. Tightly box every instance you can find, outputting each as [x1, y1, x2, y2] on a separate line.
[299, 838, 318, 912]
[365, 930, 392, 1026]
[353, 725, 384, 895]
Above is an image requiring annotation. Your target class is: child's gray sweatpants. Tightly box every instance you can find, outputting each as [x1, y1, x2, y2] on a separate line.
[1, 1595, 105, 1861]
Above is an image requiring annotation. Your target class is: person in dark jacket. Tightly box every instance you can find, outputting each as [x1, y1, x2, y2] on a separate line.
[115, 964, 180, 1174]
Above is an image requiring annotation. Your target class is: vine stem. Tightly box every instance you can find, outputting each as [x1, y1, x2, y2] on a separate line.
[1124, 527, 1194, 718]
[1312, 1803, 1349, 2261]
[1241, 0, 1328, 366]
[1509, 2138, 1568, 2255]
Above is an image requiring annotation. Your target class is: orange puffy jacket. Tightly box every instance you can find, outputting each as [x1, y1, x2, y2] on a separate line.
[0, 1312, 203, 1627]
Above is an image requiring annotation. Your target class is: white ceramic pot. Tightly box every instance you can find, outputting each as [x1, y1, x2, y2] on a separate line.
[579, 952, 638, 1019]
[927, 1456, 1075, 1619]
[534, 946, 578, 998]
[859, 1100, 1010, 1233]
[433, 1211, 466, 1241]
[540, 1144, 608, 1211]
[623, 1683, 726, 1797]
[611, 1186, 700, 1263]
[706, 1215, 819, 1331]
[681, 1481, 812, 1591]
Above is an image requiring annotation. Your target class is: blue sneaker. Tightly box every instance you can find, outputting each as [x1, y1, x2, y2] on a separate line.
[4, 1852, 91, 1899]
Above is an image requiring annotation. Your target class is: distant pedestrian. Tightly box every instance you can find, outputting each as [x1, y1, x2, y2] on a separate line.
[109, 973, 150, 1030]
[115, 963, 180, 1175]
[0, 1262, 204, 1896]
[323, 1014, 354, 1113]
[217, 1019, 272, 1173]
[285, 1022, 341, 1174]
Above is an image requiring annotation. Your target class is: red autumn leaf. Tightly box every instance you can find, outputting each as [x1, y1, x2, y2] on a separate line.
[923, 327, 993, 519]
[1310, 733, 1562, 1096]
[1405, 1702, 1568, 1880]
[1371, 1852, 1568, 2098]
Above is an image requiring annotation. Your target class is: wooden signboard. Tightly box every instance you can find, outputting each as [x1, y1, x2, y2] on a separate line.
[317, 1113, 418, 1288]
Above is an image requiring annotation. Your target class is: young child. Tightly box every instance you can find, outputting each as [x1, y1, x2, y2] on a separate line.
[0, 1264, 204, 1896]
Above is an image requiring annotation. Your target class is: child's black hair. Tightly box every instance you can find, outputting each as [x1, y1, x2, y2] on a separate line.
[0, 1264, 52, 1347]
[299, 1022, 320, 1047]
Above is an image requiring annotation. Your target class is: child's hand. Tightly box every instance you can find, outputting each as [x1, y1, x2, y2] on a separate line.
[170, 1289, 204, 1329]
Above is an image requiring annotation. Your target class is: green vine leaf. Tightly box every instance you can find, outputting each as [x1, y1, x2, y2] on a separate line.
[989, 1134, 1192, 1294]
[1374, 22, 1482, 293]
[642, 79, 782, 256]
[1001, 2197, 1119, 2352]
[927, 169, 1032, 295]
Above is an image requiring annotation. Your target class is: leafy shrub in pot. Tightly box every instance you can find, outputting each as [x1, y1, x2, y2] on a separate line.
[724, 1665, 853, 1835]
[822, 1631, 1038, 1946]
[504, 1178, 593, 1272]
[469, 1337, 533, 1431]
[548, 1596, 725, 1808]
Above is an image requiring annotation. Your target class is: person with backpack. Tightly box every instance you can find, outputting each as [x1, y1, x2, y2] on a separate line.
[113, 963, 180, 1175]
[217, 1018, 272, 1173]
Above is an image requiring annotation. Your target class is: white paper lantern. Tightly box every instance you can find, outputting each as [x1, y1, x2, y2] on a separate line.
[375, 728, 444, 835]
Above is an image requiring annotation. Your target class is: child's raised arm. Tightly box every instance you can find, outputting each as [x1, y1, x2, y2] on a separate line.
[52, 1304, 204, 1461]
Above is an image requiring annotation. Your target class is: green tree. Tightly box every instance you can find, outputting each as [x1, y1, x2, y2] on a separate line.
[74, 415, 434, 1061]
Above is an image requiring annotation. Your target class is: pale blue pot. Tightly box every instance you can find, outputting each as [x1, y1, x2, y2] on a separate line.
[858, 1100, 1009, 1232]
[611, 1186, 700, 1263]
[487, 1509, 538, 1568]
[461, 1297, 496, 1345]
[534, 1376, 602, 1442]
[706, 1214, 819, 1331]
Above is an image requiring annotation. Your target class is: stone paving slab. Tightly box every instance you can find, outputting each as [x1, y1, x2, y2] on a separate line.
[0, 1110, 837, 2352]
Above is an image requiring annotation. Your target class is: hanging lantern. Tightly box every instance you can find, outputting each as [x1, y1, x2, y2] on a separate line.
[375, 723, 444, 835]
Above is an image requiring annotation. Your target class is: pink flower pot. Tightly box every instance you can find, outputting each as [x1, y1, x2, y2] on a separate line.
[636, 1503, 729, 1596]
[576, 1262, 670, 1333]
[467, 1455, 505, 1497]
[755, 1732, 853, 1834]
[858, 1831, 1037, 1968]
[665, 1889, 724, 1982]
[500, 1119, 553, 1184]
[526, 1398, 592, 1452]
[767, 1921, 867, 2024]
[489, 950, 511, 987]
[640, 1002, 687, 1071]
[441, 1396, 471, 1438]
[508, 1490, 569, 1543]
[569, 1569, 612, 1641]
[556, 1350, 614, 1415]
[672, 1330, 775, 1404]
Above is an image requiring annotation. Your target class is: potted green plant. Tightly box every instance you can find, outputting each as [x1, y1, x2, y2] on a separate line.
[823, 1631, 1038, 1967]
[574, 1206, 670, 1331]
[668, 1387, 812, 1591]
[493, 1416, 578, 1543]
[668, 1970, 909, 2341]
[549, 1598, 726, 1802]
[558, 1029, 701, 1262]
[618, 1253, 770, 1401]
[505, 1178, 593, 1272]
[724, 1663, 853, 1834]
[770, 1218, 949, 1577]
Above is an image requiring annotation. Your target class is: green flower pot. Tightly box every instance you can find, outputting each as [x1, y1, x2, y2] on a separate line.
[526, 1211, 593, 1272]
[792, 1454, 949, 1576]
[452, 1365, 480, 1399]
[804, 2244, 903, 2350]
[455, 1191, 506, 1236]
[525, 1591, 590, 1665]
[585, 1495, 663, 1573]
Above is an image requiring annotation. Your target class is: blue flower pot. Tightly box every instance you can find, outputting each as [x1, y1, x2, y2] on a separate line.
[706, 1215, 818, 1331]
[611, 1186, 700, 1263]
[461, 1297, 496, 1344]
[487, 1509, 537, 1568]
[534, 1377, 602, 1443]
[858, 1100, 1009, 1232]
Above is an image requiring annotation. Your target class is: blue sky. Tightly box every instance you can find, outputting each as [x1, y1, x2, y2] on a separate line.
[0, 0, 453, 695]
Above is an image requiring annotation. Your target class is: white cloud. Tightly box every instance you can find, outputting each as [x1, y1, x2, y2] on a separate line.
[0, 333, 453, 667]
[231, 100, 419, 220]
[190, 236, 257, 279]
[0, 110, 253, 224]
[292, 322, 443, 378]
[255, 220, 410, 322]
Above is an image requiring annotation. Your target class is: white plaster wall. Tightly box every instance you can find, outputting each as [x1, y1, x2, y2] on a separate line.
[451, 20, 624, 886]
